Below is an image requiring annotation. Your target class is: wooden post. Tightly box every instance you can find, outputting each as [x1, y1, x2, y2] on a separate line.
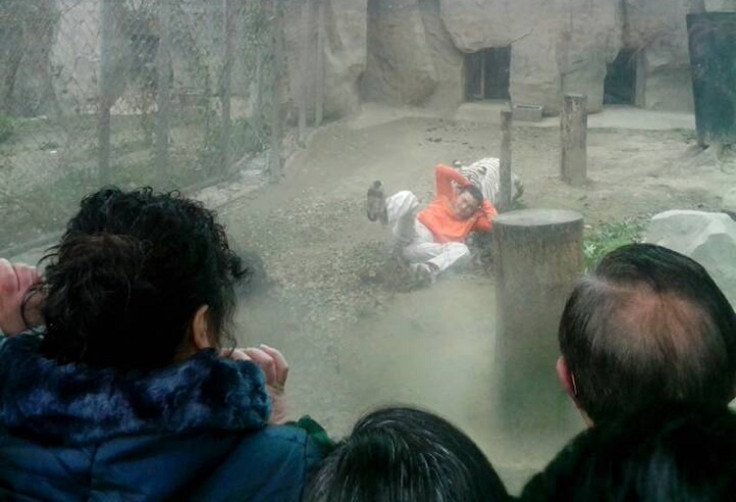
[269, 0, 284, 183]
[220, 0, 236, 175]
[492, 209, 584, 441]
[298, 0, 310, 143]
[498, 110, 512, 211]
[155, 0, 172, 187]
[98, 0, 114, 186]
[314, 0, 325, 126]
[560, 93, 587, 186]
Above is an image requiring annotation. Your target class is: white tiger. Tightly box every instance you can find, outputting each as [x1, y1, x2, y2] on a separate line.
[452, 157, 524, 206]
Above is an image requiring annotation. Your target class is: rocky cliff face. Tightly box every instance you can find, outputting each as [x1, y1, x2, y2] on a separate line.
[353, 0, 706, 115]
[9, 0, 719, 122]
[438, 0, 620, 113]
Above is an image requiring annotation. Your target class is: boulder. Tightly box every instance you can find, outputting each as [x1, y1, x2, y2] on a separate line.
[360, 0, 438, 106]
[645, 210, 736, 306]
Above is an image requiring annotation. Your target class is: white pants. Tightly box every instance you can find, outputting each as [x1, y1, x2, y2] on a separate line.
[385, 191, 470, 274]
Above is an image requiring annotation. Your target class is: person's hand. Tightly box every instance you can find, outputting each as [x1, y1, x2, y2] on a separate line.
[0, 259, 43, 336]
[220, 344, 289, 425]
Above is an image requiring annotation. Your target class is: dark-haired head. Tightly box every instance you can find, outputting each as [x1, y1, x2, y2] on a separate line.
[460, 184, 483, 204]
[454, 184, 483, 220]
[38, 187, 246, 369]
[557, 243, 736, 423]
[304, 406, 509, 502]
[521, 401, 736, 501]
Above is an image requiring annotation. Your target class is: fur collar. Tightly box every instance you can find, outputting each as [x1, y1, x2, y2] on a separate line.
[0, 335, 271, 446]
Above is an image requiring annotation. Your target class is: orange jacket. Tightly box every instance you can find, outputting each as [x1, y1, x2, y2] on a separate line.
[417, 164, 498, 243]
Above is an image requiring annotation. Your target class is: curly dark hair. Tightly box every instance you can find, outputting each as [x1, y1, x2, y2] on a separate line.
[38, 187, 247, 369]
[460, 183, 483, 204]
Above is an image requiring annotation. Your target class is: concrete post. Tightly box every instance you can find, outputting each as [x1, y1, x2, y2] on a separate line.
[560, 94, 587, 186]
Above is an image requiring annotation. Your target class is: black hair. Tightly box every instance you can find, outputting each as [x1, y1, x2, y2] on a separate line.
[558, 243, 736, 422]
[38, 187, 247, 369]
[304, 406, 509, 502]
[520, 401, 736, 501]
[460, 184, 484, 204]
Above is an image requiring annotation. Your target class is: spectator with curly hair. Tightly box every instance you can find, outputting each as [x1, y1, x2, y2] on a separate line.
[0, 187, 324, 500]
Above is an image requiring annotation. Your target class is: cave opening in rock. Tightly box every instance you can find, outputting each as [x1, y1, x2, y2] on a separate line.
[604, 49, 637, 105]
[465, 47, 511, 101]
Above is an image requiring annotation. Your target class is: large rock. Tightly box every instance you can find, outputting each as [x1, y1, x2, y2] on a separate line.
[625, 0, 697, 111]
[360, 0, 438, 105]
[439, 0, 620, 114]
[645, 210, 736, 306]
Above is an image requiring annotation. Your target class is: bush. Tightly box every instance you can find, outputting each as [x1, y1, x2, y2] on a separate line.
[583, 219, 645, 271]
[0, 114, 13, 144]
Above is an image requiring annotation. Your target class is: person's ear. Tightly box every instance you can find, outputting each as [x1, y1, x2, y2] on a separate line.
[557, 356, 580, 401]
[190, 305, 212, 350]
[557, 356, 594, 426]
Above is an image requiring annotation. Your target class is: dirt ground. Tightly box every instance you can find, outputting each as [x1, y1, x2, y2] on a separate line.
[11, 105, 735, 493]
[206, 105, 733, 492]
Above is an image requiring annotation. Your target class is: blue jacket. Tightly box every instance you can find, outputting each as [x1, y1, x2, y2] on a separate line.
[0, 335, 323, 501]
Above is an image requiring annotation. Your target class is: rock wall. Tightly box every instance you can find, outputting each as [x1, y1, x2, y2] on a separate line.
[284, 0, 367, 119]
[438, 0, 621, 114]
[417, 0, 464, 111]
[6, 0, 710, 121]
[316, 0, 368, 117]
[357, 0, 463, 111]
[360, 0, 437, 105]
[624, 0, 698, 112]
[352, 0, 699, 115]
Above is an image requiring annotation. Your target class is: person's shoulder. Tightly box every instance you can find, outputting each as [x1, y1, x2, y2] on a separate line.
[258, 416, 334, 460]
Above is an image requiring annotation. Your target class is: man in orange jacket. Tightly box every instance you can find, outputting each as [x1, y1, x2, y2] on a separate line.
[367, 164, 498, 283]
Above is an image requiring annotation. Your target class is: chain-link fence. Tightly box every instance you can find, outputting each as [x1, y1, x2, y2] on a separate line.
[0, 0, 295, 252]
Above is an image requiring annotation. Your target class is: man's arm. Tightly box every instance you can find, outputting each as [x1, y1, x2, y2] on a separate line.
[435, 164, 470, 200]
[473, 200, 498, 233]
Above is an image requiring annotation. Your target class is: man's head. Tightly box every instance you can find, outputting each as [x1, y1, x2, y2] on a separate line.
[557, 243, 736, 424]
[454, 185, 483, 220]
[304, 406, 508, 502]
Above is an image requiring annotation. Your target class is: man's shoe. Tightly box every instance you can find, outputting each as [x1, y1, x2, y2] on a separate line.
[366, 180, 388, 225]
[409, 262, 436, 287]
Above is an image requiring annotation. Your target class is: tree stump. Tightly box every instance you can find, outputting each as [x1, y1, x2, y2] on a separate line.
[492, 209, 584, 440]
[560, 94, 587, 186]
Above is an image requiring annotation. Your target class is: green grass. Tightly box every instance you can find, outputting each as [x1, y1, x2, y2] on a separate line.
[583, 218, 645, 271]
